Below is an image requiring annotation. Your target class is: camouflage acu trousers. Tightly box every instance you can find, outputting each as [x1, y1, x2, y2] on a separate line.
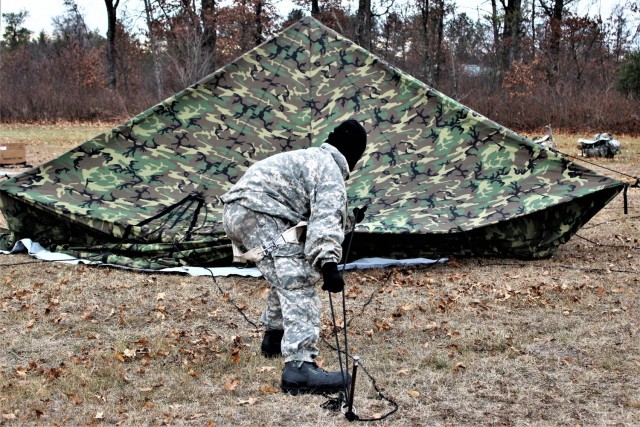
[222, 202, 321, 363]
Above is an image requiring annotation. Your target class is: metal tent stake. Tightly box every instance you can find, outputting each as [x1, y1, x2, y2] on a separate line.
[344, 355, 360, 421]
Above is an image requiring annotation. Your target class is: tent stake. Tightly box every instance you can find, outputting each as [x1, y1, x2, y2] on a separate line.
[344, 355, 360, 421]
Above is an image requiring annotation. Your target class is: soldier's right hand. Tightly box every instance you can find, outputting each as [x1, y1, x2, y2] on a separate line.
[353, 206, 367, 224]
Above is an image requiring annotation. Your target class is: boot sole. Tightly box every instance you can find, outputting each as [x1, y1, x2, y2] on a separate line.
[281, 382, 347, 395]
[260, 350, 282, 358]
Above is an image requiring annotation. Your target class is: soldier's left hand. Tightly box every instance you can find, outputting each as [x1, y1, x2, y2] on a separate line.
[321, 262, 345, 293]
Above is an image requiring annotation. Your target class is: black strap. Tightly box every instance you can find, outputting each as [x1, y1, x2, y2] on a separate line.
[624, 183, 629, 215]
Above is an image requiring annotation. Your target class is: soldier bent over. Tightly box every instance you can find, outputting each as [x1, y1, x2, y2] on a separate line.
[221, 119, 367, 395]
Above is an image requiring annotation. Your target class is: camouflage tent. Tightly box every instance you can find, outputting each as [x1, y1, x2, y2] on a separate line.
[0, 17, 625, 269]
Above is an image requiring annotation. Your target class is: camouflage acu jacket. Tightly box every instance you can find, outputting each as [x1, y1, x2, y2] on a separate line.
[221, 143, 352, 267]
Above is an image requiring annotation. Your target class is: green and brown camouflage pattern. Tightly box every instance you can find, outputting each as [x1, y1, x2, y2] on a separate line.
[0, 17, 625, 268]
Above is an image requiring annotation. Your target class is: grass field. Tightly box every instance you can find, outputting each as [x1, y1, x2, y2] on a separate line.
[1, 123, 639, 426]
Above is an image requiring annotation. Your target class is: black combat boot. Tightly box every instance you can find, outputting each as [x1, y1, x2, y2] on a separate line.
[281, 361, 350, 395]
[261, 329, 284, 358]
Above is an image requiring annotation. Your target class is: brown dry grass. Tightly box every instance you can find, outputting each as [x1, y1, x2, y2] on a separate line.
[1, 123, 639, 426]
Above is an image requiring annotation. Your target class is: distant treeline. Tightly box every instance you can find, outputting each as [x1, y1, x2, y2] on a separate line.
[1, 0, 639, 133]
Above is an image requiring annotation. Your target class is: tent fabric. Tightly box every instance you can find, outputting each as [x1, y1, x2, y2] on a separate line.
[0, 17, 625, 268]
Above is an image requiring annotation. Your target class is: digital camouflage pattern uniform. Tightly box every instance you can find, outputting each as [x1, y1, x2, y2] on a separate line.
[222, 143, 355, 362]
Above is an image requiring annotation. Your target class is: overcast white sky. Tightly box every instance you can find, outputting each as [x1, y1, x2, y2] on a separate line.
[1, 0, 111, 35]
[0, 0, 624, 38]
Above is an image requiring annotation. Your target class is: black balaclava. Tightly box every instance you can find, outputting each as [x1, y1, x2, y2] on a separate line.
[326, 119, 367, 171]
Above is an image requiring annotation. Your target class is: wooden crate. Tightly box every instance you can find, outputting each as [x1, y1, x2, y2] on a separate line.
[0, 143, 26, 165]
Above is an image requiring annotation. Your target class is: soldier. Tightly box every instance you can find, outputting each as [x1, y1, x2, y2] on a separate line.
[221, 119, 367, 395]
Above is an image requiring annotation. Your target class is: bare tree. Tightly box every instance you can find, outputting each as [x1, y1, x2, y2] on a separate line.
[200, 0, 217, 73]
[356, 0, 373, 50]
[254, 0, 264, 45]
[165, 25, 215, 87]
[531, 0, 536, 59]
[0, 0, 638, 130]
[539, 0, 575, 85]
[416, 0, 450, 87]
[433, 0, 448, 85]
[143, 0, 163, 99]
[490, 0, 501, 71]
[379, 11, 408, 66]
[610, 5, 631, 63]
[311, 0, 320, 17]
[104, 0, 120, 89]
[419, 0, 433, 85]
[500, 0, 523, 71]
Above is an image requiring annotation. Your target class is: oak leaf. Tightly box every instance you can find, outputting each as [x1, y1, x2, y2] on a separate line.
[231, 347, 240, 364]
[259, 385, 279, 393]
[224, 378, 239, 391]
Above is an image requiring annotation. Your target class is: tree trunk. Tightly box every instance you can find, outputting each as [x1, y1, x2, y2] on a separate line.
[143, 0, 164, 99]
[540, 0, 568, 85]
[501, 0, 523, 72]
[433, 0, 445, 85]
[104, 0, 120, 90]
[311, 0, 320, 17]
[0, 0, 3, 58]
[254, 0, 264, 46]
[201, 0, 217, 73]
[531, 0, 536, 59]
[356, 0, 372, 51]
[420, 0, 433, 85]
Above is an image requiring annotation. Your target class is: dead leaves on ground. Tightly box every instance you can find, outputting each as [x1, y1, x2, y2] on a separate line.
[385, 267, 638, 313]
[11, 360, 66, 382]
[0, 266, 282, 425]
[222, 376, 280, 410]
[223, 377, 239, 391]
[4, 265, 628, 353]
[347, 267, 633, 318]
[2, 245, 637, 425]
[259, 384, 279, 393]
[2, 412, 18, 421]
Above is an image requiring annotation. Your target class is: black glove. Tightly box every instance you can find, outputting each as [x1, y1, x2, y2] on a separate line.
[353, 205, 367, 224]
[321, 262, 345, 293]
